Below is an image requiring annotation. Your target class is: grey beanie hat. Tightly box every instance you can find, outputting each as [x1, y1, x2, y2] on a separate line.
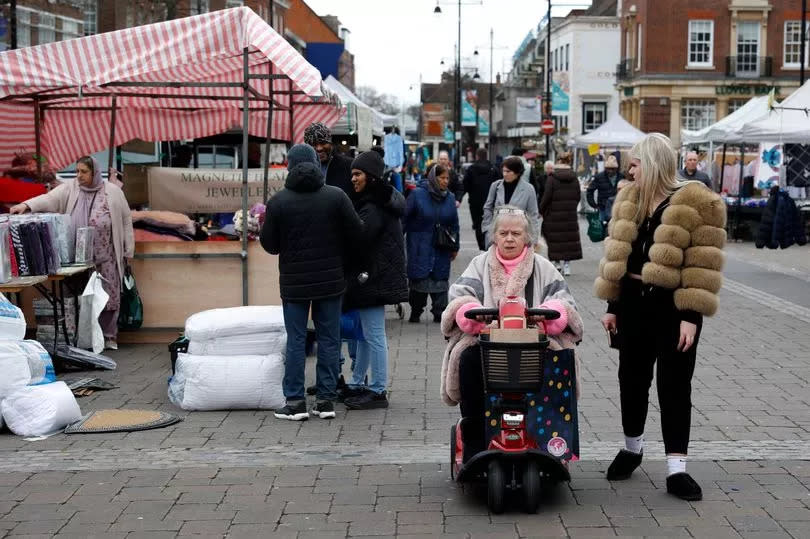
[286, 144, 319, 170]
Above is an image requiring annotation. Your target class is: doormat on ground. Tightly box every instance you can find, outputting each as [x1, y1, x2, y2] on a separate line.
[64, 409, 182, 434]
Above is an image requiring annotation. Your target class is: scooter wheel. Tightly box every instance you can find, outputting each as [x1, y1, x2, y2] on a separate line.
[450, 424, 457, 480]
[487, 460, 505, 514]
[523, 460, 541, 513]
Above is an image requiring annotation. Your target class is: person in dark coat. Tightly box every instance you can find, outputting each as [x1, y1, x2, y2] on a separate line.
[403, 164, 460, 323]
[586, 155, 625, 225]
[304, 122, 354, 198]
[261, 144, 364, 422]
[533, 160, 554, 204]
[540, 152, 583, 276]
[340, 148, 408, 410]
[462, 148, 501, 250]
[680, 151, 711, 189]
[438, 150, 465, 205]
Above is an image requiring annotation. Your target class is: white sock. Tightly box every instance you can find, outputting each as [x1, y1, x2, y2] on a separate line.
[624, 434, 644, 454]
[667, 456, 687, 476]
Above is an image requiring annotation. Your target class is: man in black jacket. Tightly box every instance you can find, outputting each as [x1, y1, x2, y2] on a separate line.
[680, 151, 711, 189]
[586, 155, 624, 224]
[261, 144, 363, 422]
[304, 122, 354, 198]
[463, 148, 501, 250]
[438, 150, 465, 205]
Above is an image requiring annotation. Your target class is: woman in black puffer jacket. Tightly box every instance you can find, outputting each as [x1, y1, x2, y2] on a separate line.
[342, 147, 409, 410]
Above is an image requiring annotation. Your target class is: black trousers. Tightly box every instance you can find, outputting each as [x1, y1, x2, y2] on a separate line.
[616, 280, 702, 455]
[458, 345, 486, 460]
[409, 289, 448, 319]
[470, 203, 486, 251]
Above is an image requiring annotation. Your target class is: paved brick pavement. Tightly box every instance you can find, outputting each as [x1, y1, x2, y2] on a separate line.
[1, 208, 809, 538]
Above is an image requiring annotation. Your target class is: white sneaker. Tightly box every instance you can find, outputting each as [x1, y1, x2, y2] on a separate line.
[104, 339, 118, 350]
[563, 262, 571, 276]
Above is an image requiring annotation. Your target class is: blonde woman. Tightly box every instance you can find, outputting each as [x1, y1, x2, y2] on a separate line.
[594, 133, 726, 501]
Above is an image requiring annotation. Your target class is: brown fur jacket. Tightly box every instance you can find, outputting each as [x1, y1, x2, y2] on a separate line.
[593, 182, 727, 316]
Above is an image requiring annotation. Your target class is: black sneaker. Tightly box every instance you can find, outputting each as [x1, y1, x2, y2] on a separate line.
[274, 400, 309, 421]
[339, 385, 367, 402]
[408, 314, 421, 323]
[606, 449, 643, 480]
[345, 390, 389, 410]
[310, 400, 336, 419]
[666, 472, 703, 501]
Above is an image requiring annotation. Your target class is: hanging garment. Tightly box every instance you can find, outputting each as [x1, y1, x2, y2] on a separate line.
[785, 144, 810, 188]
[10, 223, 29, 277]
[383, 133, 404, 169]
[8, 232, 19, 277]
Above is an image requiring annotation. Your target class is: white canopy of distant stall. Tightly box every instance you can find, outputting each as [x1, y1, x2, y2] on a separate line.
[378, 112, 399, 128]
[741, 81, 810, 143]
[681, 96, 770, 145]
[323, 75, 383, 149]
[572, 115, 645, 147]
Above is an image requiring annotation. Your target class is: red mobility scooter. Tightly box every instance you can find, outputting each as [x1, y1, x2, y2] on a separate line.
[450, 296, 579, 513]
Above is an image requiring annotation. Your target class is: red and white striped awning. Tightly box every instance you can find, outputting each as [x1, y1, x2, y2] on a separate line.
[0, 7, 342, 169]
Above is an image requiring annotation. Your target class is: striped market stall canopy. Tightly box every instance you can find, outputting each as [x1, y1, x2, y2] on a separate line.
[0, 7, 343, 170]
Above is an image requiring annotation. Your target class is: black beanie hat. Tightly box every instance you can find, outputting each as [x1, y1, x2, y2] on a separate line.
[351, 148, 385, 180]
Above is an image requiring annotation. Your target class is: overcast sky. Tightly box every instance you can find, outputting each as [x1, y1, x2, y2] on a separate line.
[304, 0, 592, 106]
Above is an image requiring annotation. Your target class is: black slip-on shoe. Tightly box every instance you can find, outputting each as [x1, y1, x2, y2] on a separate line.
[606, 449, 643, 481]
[274, 400, 309, 421]
[345, 390, 389, 410]
[666, 472, 703, 501]
[310, 400, 336, 419]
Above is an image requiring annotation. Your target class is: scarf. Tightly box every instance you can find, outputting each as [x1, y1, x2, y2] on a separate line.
[426, 166, 448, 202]
[71, 157, 104, 230]
[495, 245, 529, 276]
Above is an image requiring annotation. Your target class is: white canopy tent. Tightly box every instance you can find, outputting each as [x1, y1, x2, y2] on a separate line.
[741, 81, 810, 143]
[572, 115, 646, 147]
[682, 96, 771, 144]
[323, 75, 383, 150]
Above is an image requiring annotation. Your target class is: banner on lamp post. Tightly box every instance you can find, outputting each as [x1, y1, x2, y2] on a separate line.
[516, 97, 542, 124]
[478, 109, 490, 137]
[461, 89, 478, 126]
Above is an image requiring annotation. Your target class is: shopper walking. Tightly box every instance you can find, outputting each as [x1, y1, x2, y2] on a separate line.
[261, 144, 363, 421]
[11, 156, 134, 350]
[437, 151, 465, 205]
[586, 155, 624, 225]
[304, 122, 354, 198]
[595, 133, 727, 501]
[533, 160, 554, 205]
[340, 148, 408, 410]
[403, 164, 459, 323]
[481, 156, 540, 248]
[539, 152, 582, 276]
[462, 148, 501, 250]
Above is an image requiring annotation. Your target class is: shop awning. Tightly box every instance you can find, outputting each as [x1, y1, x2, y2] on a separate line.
[0, 7, 343, 169]
[681, 96, 770, 145]
[572, 115, 645, 148]
[741, 81, 810, 143]
[323, 75, 384, 148]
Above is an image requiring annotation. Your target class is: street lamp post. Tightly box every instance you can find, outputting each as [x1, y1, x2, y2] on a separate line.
[545, 0, 552, 159]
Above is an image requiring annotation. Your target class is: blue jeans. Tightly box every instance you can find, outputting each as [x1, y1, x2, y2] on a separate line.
[282, 296, 342, 402]
[348, 306, 388, 394]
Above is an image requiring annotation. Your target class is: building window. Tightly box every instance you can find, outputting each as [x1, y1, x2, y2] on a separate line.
[38, 13, 56, 45]
[226, 0, 244, 7]
[84, 0, 97, 36]
[16, 8, 32, 48]
[565, 44, 569, 71]
[636, 24, 642, 69]
[553, 115, 569, 131]
[60, 18, 82, 41]
[784, 21, 810, 67]
[681, 100, 716, 130]
[728, 100, 747, 114]
[190, 0, 210, 16]
[582, 102, 607, 133]
[688, 20, 713, 66]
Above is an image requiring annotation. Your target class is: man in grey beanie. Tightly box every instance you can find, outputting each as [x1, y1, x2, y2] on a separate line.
[261, 143, 363, 421]
[304, 122, 354, 198]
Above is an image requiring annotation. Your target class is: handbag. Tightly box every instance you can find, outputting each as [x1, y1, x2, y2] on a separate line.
[586, 211, 607, 243]
[118, 264, 143, 331]
[340, 310, 365, 341]
[432, 201, 459, 251]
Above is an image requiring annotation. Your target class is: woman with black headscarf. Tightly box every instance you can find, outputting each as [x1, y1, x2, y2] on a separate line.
[402, 164, 460, 323]
[11, 156, 134, 350]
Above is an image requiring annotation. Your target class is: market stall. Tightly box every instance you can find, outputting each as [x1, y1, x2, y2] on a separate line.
[0, 7, 343, 336]
[323, 75, 384, 151]
[571, 115, 646, 149]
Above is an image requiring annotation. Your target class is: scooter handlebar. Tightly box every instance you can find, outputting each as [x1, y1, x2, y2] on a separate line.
[526, 308, 561, 320]
[463, 308, 561, 320]
[463, 308, 500, 320]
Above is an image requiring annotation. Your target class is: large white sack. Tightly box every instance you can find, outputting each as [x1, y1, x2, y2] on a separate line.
[0, 340, 56, 386]
[0, 345, 30, 400]
[76, 272, 109, 354]
[184, 306, 285, 341]
[168, 353, 285, 411]
[0, 293, 26, 341]
[188, 333, 287, 357]
[2, 382, 82, 436]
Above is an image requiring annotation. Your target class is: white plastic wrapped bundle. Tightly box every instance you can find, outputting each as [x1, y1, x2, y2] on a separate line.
[1, 382, 82, 436]
[0, 293, 26, 341]
[184, 306, 285, 341]
[0, 340, 55, 386]
[168, 353, 285, 411]
[188, 333, 287, 357]
[0, 346, 30, 400]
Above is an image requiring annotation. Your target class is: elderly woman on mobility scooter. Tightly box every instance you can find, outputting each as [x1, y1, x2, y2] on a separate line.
[439, 205, 583, 512]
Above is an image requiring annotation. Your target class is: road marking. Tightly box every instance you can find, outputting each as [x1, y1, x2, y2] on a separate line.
[724, 278, 810, 324]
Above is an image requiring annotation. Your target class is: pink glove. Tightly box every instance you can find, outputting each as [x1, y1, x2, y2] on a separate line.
[456, 302, 486, 335]
[538, 299, 568, 336]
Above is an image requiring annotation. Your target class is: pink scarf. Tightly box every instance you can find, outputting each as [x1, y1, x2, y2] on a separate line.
[495, 245, 529, 275]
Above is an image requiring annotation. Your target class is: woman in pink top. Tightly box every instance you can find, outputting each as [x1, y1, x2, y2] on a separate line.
[438, 205, 583, 461]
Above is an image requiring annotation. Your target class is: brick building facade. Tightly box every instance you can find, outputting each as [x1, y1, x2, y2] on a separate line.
[2, 0, 85, 50]
[617, 0, 808, 146]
